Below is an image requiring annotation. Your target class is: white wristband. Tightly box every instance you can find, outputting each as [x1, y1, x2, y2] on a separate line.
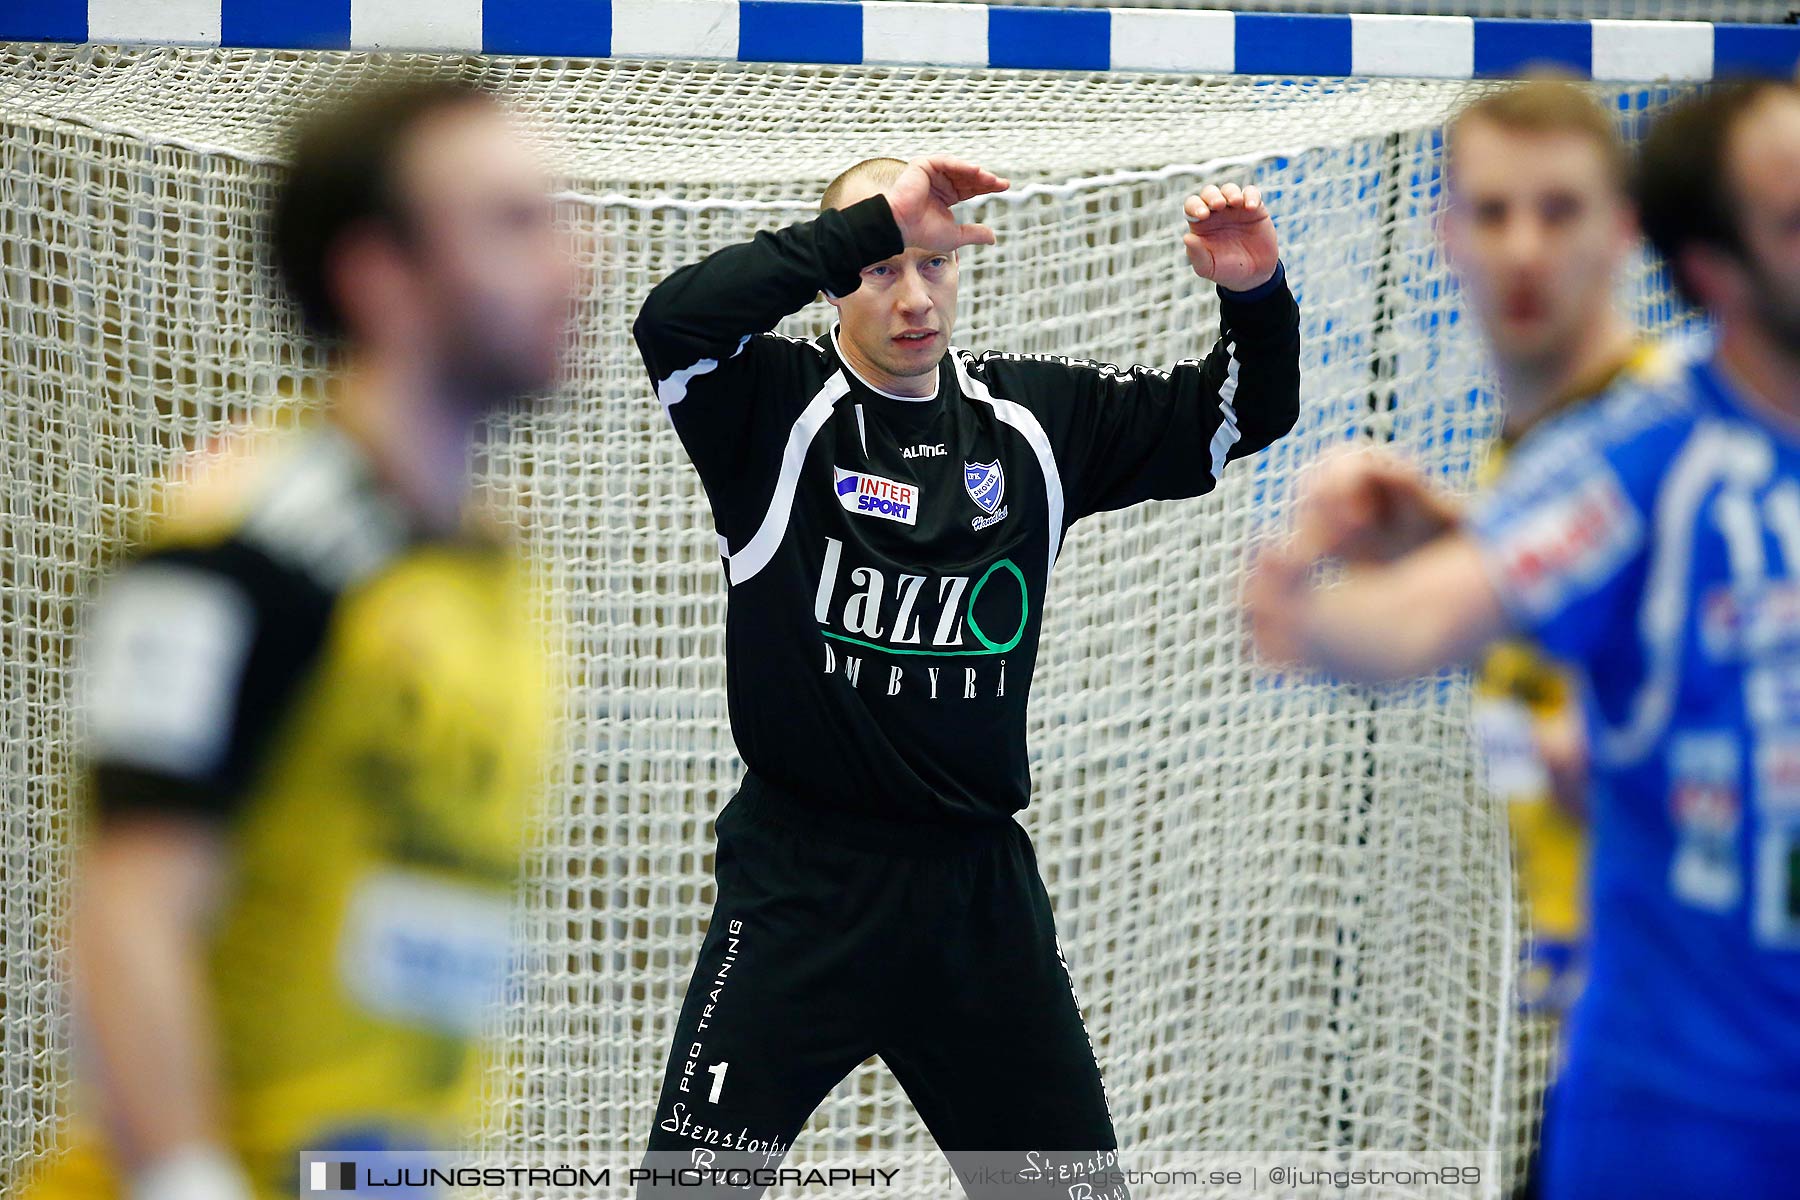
[132, 1145, 255, 1200]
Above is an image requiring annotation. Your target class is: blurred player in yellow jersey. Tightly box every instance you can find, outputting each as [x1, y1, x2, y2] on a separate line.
[1444, 81, 1671, 1015]
[23, 80, 575, 1200]
[1271, 78, 1668, 1189]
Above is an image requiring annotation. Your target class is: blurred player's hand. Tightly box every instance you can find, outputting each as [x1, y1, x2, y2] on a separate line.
[1242, 540, 1314, 668]
[1184, 183, 1279, 291]
[884, 155, 1010, 253]
[1292, 446, 1463, 565]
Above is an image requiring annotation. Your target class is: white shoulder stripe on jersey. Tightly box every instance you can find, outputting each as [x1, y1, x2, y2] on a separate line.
[1209, 339, 1242, 483]
[726, 373, 850, 586]
[81, 564, 255, 779]
[656, 334, 751, 409]
[953, 352, 1065, 591]
[240, 425, 407, 591]
[1597, 421, 1769, 767]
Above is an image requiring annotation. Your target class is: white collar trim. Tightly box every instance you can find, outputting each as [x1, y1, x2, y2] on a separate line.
[830, 326, 940, 403]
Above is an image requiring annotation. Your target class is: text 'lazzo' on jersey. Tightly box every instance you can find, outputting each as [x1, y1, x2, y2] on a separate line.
[812, 537, 1029, 699]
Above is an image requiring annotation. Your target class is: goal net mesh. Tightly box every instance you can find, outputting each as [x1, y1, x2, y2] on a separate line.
[0, 45, 1695, 1196]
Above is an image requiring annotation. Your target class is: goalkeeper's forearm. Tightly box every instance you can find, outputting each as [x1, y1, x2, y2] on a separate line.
[632, 194, 903, 381]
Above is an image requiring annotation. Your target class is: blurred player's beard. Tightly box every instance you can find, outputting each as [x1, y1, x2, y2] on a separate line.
[1744, 258, 1800, 359]
[438, 308, 567, 412]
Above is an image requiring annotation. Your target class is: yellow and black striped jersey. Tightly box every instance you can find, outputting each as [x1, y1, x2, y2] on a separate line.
[25, 422, 552, 1200]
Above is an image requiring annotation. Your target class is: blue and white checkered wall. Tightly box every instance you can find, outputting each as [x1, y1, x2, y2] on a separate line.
[4, 0, 1799, 80]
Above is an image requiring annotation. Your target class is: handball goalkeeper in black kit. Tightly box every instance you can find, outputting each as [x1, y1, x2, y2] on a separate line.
[633, 154, 1300, 1197]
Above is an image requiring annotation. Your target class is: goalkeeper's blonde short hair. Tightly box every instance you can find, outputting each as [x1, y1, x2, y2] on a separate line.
[821, 157, 908, 212]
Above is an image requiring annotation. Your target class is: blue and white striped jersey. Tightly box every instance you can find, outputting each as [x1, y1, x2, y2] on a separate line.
[1472, 351, 1800, 1120]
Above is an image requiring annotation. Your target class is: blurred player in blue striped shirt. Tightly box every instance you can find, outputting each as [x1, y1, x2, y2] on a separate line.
[1245, 79, 1800, 1200]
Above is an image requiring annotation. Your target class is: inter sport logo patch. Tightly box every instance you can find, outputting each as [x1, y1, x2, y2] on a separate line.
[834, 468, 918, 526]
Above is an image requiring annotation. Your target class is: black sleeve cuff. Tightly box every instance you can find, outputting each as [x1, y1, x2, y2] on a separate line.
[1217, 259, 1288, 306]
[89, 763, 238, 825]
[819, 194, 906, 298]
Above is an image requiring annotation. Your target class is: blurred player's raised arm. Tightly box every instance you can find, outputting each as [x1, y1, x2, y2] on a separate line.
[1245, 518, 1507, 682]
[1245, 376, 1663, 686]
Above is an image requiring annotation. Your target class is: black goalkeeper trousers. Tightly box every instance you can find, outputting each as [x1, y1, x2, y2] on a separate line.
[637, 775, 1126, 1199]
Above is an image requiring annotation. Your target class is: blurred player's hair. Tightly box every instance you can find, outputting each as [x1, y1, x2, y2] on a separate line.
[1634, 77, 1800, 309]
[272, 76, 493, 339]
[1446, 76, 1629, 192]
[821, 157, 907, 212]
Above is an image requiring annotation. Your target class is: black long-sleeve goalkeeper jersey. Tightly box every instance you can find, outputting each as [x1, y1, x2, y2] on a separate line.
[634, 194, 1300, 826]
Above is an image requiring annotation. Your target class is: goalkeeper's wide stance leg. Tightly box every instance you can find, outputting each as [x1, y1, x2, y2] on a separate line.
[636, 777, 1125, 1199]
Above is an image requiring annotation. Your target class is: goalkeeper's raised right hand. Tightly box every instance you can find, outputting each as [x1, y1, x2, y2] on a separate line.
[882, 155, 1010, 253]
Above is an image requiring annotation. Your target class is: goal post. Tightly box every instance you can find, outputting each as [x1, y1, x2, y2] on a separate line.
[0, 5, 1774, 1196]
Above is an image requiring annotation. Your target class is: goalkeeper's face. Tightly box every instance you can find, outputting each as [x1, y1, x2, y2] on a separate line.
[826, 182, 958, 391]
[386, 104, 575, 406]
[1443, 121, 1634, 369]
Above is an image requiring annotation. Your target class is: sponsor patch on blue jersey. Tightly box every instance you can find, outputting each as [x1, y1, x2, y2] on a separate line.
[1756, 735, 1800, 811]
[1667, 731, 1743, 913]
[1702, 580, 1800, 661]
[833, 467, 918, 526]
[1748, 660, 1800, 728]
[1484, 462, 1642, 621]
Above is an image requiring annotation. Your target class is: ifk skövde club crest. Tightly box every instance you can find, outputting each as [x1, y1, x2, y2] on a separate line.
[964, 460, 1004, 515]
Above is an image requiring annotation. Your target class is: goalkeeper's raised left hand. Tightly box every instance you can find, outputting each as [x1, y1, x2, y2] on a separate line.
[1183, 183, 1278, 292]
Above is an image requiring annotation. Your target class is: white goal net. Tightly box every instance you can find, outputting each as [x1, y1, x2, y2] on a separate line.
[0, 45, 1695, 1197]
